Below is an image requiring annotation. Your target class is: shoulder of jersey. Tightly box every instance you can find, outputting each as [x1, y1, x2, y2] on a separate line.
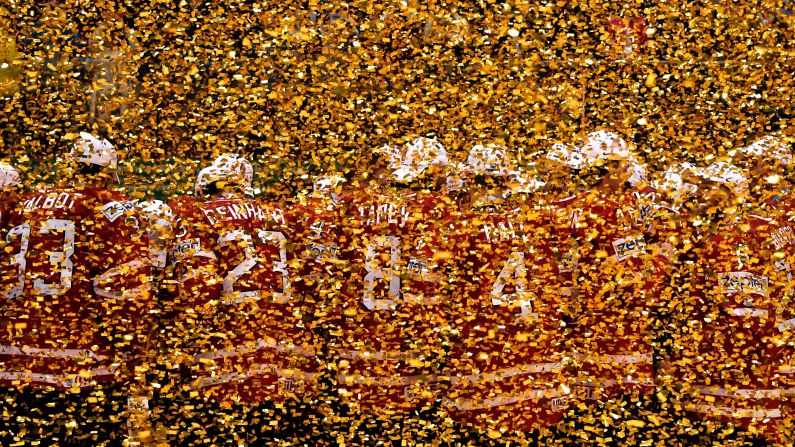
[167, 195, 198, 210]
[740, 213, 779, 234]
[167, 195, 204, 217]
[93, 189, 140, 223]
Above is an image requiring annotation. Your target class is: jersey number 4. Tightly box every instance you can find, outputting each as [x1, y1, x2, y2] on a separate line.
[492, 251, 536, 319]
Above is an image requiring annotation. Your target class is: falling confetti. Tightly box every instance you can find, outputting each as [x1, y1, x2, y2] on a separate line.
[0, 1, 793, 447]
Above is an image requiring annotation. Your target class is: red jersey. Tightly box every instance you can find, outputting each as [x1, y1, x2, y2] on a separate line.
[286, 192, 345, 303]
[168, 196, 321, 404]
[445, 201, 568, 433]
[330, 187, 460, 414]
[0, 187, 151, 390]
[766, 198, 795, 436]
[668, 213, 787, 439]
[554, 187, 668, 401]
[0, 191, 19, 234]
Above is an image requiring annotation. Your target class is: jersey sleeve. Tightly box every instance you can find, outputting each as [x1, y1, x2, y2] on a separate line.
[167, 198, 222, 313]
[90, 192, 155, 369]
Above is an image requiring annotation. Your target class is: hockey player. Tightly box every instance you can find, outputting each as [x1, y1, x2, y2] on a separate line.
[552, 131, 676, 446]
[287, 171, 349, 441]
[666, 161, 787, 445]
[445, 143, 569, 445]
[164, 154, 325, 446]
[560, 131, 665, 397]
[0, 132, 151, 447]
[328, 136, 461, 444]
[730, 134, 795, 443]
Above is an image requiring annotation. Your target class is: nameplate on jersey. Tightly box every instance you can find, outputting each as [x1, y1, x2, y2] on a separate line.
[717, 271, 768, 297]
[482, 221, 525, 243]
[612, 234, 646, 261]
[102, 200, 136, 222]
[358, 203, 409, 227]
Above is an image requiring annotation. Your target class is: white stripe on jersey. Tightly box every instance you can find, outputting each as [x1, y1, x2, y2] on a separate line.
[193, 338, 316, 361]
[0, 344, 106, 361]
[686, 403, 781, 419]
[450, 361, 564, 385]
[444, 387, 569, 411]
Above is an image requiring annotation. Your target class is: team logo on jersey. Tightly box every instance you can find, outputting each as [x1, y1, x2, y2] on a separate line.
[405, 257, 440, 284]
[718, 271, 769, 297]
[102, 200, 136, 222]
[772, 226, 795, 249]
[551, 395, 570, 411]
[612, 234, 646, 261]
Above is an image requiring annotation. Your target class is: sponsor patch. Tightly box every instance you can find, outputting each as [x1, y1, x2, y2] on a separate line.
[612, 234, 646, 261]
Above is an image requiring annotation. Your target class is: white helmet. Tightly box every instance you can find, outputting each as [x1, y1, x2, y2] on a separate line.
[546, 143, 586, 170]
[659, 162, 697, 194]
[626, 155, 647, 187]
[0, 162, 20, 190]
[195, 154, 254, 196]
[656, 162, 700, 207]
[508, 170, 546, 194]
[390, 137, 449, 183]
[580, 130, 630, 165]
[697, 161, 749, 198]
[375, 144, 404, 170]
[736, 134, 792, 167]
[464, 143, 514, 177]
[71, 132, 118, 169]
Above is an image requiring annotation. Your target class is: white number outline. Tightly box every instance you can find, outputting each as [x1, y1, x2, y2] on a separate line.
[5, 219, 75, 299]
[363, 235, 401, 310]
[6, 223, 30, 299]
[216, 229, 291, 305]
[491, 250, 536, 319]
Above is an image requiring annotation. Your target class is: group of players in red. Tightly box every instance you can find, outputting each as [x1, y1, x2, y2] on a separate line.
[0, 130, 793, 446]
